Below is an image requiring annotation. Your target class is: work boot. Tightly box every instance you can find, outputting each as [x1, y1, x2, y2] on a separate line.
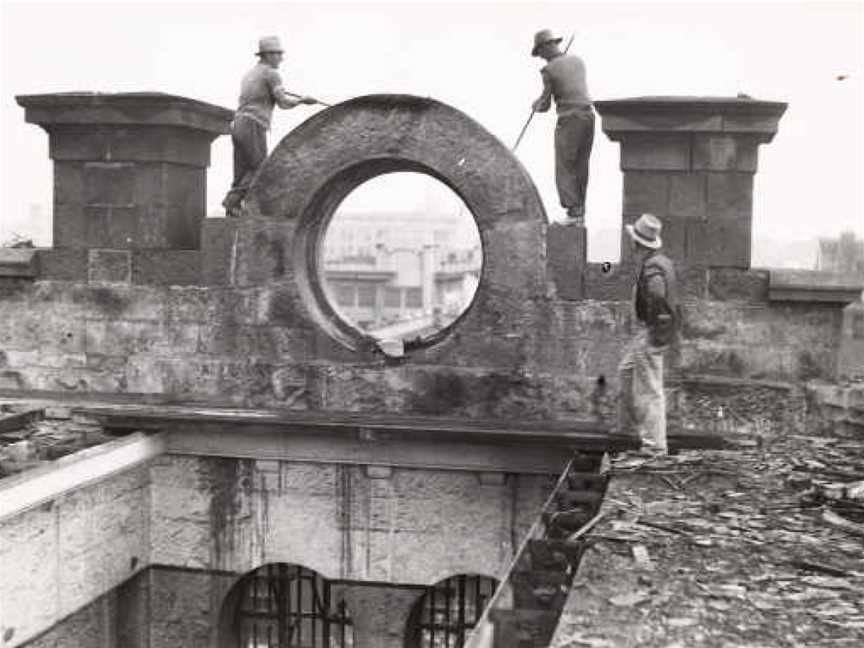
[222, 193, 243, 218]
[561, 206, 585, 226]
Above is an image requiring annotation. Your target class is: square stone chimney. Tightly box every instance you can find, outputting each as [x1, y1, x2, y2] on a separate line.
[593, 96, 787, 270]
[16, 92, 233, 251]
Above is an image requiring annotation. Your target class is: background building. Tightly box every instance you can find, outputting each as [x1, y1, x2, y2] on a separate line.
[322, 210, 482, 341]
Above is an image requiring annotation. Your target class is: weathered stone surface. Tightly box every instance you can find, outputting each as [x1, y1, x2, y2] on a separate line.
[546, 223, 585, 300]
[147, 455, 549, 589]
[707, 267, 769, 302]
[622, 172, 669, 215]
[584, 263, 631, 301]
[18, 93, 231, 253]
[692, 134, 759, 172]
[768, 269, 864, 304]
[620, 132, 691, 171]
[0, 249, 39, 280]
[37, 248, 88, 280]
[0, 465, 150, 647]
[131, 250, 201, 286]
[667, 172, 707, 220]
[88, 249, 132, 284]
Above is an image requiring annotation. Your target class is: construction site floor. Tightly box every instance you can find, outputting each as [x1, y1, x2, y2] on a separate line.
[550, 421, 864, 647]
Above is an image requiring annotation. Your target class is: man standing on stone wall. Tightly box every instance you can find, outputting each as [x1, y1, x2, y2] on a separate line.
[222, 36, 318, 217]
[531, 29, 595, 226]
[618, 214, 680, 454]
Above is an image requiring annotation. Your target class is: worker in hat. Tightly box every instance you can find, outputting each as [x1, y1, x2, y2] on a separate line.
[222, 36, 318, 217]
[618, 214, 681, 454]
[530, 29, 595, 226]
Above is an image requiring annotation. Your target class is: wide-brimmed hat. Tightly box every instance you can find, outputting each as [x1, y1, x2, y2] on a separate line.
[625, 213, 663, 249]
[532, 29, 562, 56]
[257, 36, 284, 55]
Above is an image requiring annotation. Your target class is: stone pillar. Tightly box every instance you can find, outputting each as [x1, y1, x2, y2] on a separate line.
[16, 92, 233, 252]
[593, 97, 786, 270]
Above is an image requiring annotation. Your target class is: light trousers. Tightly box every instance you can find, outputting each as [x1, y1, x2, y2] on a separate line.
[618, 328, 668, 452]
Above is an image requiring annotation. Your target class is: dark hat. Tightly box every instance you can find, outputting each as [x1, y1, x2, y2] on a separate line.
[532, 29, 562, 56]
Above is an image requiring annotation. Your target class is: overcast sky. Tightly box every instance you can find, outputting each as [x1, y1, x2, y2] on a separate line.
[0, 0, 861, 263]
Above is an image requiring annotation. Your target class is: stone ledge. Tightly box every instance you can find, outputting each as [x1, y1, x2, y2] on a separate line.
[768, 268, 864, 304]
[16, 92, 233, 134]
[0, 248, 39, 279]
[594, 96, 787, 141]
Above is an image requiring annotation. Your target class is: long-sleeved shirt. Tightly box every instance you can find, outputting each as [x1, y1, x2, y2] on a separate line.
[535, 54, 593, 118]
[235, 63, 298, 129]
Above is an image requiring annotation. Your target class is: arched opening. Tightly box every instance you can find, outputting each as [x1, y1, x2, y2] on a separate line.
[320, 172, 482, 353]
[403, 574, 498, 648]
[221, 563, 355, 647]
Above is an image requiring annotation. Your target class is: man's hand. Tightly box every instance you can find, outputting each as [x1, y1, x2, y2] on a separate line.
[301, 96, 319, 105]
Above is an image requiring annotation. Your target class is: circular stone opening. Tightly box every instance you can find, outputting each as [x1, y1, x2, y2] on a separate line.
[319, 171, 482, 353]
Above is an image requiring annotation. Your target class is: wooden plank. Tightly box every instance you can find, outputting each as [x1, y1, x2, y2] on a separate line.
[0, 408, 43, 436]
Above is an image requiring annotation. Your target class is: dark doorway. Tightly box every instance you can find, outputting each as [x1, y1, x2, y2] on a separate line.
[228, 563, 354, 647]
[404, 574, 498, 648]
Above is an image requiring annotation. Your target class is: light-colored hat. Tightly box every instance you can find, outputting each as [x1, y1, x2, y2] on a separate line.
[532, 29, 562, 56]
[257, 36, 284, 55]
[625, 213, 663, 250]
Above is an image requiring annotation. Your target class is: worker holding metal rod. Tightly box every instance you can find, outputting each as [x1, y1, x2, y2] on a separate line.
[222, 36, 325, 218]
[529, 29, 595, 226]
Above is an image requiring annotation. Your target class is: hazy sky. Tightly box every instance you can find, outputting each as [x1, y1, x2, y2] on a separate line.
[1, 0, 861, 263]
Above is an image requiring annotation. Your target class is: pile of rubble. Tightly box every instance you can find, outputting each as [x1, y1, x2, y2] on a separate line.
[0, 404, 114, 478]
[552, 418, 864, 647]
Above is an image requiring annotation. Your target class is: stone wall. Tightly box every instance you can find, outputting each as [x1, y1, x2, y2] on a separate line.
[3, 92, 858, 421]
[0, 465, 150, 647]
[150, 454, 552, 584]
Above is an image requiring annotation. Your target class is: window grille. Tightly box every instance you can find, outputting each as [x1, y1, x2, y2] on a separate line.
[404, 574, 498, 648]
[234, 564, 354, 647]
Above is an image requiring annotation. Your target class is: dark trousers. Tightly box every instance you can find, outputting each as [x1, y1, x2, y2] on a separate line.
[223, 116, 267, 211]
[554, 112, 595, 217]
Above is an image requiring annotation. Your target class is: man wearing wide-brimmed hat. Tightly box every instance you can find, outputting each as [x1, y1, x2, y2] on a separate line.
[530, 29, 595, 226]
[222, 36, 318, 217]
[618, 214, 680, 454]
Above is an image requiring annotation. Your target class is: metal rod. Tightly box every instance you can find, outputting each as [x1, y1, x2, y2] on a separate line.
[513, 31, 576, 152]
[458, 575, 466, 645]
[444, 580, 451, 646]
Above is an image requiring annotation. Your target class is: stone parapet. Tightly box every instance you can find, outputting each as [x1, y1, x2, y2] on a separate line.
[16, 93, 233, 251]
[768, 268, 864, 304]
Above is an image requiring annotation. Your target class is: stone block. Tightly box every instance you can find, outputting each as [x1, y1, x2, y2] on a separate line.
[656, 213, 687, 263]
[692, 134, 758, 172]
[37, 248, 88, 280]
[678, 264, 708, 301]
[84, 162, 136, 205]
[706, 172, 753, 220]
[583, 262, 631, 301]
[598, 110, 723, 134]
[88, 249, 131, 284]
[48, 124, 111, 161]
[686, 217, 751, 268]
[668, 173, 707, 219]
[84, 206, 142, 248]
[707, 267, 769, 302]
[233, 219, 297, 287]
[54, 161, 85, 205]
[201, 217, 239, 285]
[131, 250, 201, 286]
[53, 204, 89, 248]
[620, 133, 691, 171]
[547, 223, 585, 300]
[0, 248, 39, 279]
[622, 172, 670, 214]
